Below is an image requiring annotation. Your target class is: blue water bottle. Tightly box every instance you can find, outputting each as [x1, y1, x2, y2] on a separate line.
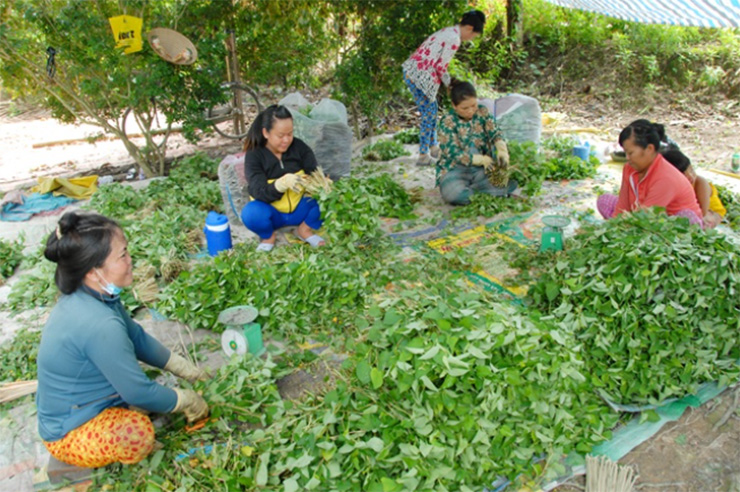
[204, 211, 232, 256]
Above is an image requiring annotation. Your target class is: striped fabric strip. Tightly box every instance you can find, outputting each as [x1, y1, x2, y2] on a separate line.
[545, 0, 740, 28]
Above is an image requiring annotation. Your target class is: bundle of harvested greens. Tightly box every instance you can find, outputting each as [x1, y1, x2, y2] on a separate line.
[302, 167, 333, 196]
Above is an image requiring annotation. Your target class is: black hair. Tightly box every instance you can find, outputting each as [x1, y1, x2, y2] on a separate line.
[461, 10, 486, 33]
[450, 80, 477, 106]
[44, 211, 121, 295]
[243, 104, 293, 151]
[618, 119, 662, 151]
[630, 118, 667, 142]
[662, 149, 692, 173]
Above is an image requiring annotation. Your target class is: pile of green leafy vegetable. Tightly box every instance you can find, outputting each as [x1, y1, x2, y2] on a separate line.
[507, 141, 549, 197]
[5, 259, 58, 311]
[505, 137, 600, 200]
[449, 192, 532, 220]
[0, 236, 24, 283]
[311, 174, 416, 245]
[715, 184, 740, 230]
[393, 127, 420, 144]
[527, 209, 740, 405]
[362, 140, 411, 161]
[541, 135, 600, 181]
[96, 277, 620, 491]
[5, 153, 222, 312]
[0, 327, 40, 382]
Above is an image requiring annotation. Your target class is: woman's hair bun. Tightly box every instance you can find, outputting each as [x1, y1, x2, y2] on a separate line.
[57, 210, 81, 237]
[44, 211, 82, 263]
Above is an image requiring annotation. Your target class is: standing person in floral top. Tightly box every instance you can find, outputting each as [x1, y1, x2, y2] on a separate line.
[437, 81, 517, 205]
[402, 10, 486, 167]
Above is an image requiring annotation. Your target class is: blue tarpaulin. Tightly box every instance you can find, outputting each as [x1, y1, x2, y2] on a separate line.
[545, 0, 740, 28]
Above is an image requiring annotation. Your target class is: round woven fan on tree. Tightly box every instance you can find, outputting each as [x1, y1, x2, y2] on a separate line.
[147, 28, 197, 65]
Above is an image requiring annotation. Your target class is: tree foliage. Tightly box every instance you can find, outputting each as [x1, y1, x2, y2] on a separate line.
[0, 0, 232, 176]
[332, 0, 465, 128]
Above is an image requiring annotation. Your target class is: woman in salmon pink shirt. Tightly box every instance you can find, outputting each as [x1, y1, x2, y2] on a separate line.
[402, 10, 485, 167]
[597, 119, 703, 226]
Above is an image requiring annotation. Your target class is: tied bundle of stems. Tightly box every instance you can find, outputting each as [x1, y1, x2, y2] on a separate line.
[132, 263, 159, 304]
[302, 167, 333, 196]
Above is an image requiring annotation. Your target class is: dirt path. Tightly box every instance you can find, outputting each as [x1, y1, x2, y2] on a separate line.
[0, 110, 240, 193]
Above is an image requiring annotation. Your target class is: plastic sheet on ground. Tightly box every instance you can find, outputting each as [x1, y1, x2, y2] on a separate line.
[0, 193, 77, 222]
[0, 402, 48, 491]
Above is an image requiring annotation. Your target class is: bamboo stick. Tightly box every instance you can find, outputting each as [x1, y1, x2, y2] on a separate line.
[0, 380, 38, 403]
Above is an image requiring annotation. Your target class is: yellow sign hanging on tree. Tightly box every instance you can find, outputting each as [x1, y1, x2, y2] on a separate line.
[108, 15, 143, 54]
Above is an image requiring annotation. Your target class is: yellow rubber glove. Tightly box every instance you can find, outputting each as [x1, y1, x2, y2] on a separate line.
[494, 139, 509, 168]
[164, 352, 207, 383]
[471, 154, 494, 168]
[172, 388, 209, 423]
[274, 173, 301, 193]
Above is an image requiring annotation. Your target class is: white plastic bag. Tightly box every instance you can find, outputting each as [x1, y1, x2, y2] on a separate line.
[279, 93, 352, 180]
[494, 94, 542, 145]
[279, 92, 311, 110]
[309, 98, 348, 124]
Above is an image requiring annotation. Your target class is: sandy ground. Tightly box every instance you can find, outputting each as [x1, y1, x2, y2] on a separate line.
[0, 111, 240, 193]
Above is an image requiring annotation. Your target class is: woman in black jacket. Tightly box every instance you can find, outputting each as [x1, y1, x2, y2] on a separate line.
[241, 105, 325, 251]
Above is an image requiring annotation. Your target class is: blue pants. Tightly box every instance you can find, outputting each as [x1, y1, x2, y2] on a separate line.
[403, 72, 438, 155]
[241, 196, 323, 239]
[439, 166, 514, 205]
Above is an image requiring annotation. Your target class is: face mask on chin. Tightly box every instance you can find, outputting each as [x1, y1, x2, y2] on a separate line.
[96, 269, 122, 296]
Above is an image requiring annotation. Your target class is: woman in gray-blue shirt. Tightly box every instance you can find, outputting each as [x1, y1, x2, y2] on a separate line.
[37, 211, 208, 468]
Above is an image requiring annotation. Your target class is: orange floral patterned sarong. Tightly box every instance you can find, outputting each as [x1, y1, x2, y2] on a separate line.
[44, 407, 155, 468]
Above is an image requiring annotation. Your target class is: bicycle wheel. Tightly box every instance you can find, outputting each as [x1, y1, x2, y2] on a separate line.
[206, 83, 262, 140]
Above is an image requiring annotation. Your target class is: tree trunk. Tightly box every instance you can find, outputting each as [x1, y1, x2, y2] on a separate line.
[507, 0, 523, 47]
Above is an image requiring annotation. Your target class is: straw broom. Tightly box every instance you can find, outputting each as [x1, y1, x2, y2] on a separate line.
[586, 455, 638, 492]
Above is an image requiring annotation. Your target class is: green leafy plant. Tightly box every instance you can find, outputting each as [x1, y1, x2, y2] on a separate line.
[715, 184, 740, 230]
[449, 193, 532, 220]
[6, 259, 58, 311]
[0, 235, 24, 282]
[507, 141, 548, 197]
[361, 140, 411, 162]
[393, 128, 420, 144]
[527, 209, 740, 405]
[0, 1, 232, 176]
[310, 175, 417, 246]
[119, 274, 621, 490]
[541, 135, 600, 181]
[8, 153, 222, 313]
[0, 328, 40, 382]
